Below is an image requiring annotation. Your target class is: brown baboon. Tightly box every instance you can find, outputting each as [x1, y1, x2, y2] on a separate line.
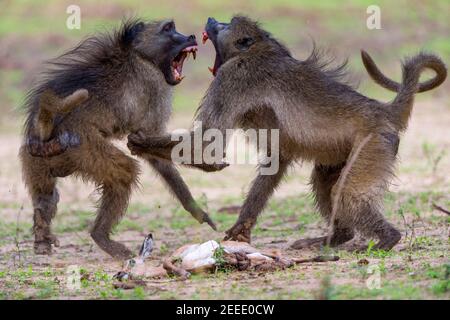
[127, 16, 447, 251]
[20, 19, 217, 259]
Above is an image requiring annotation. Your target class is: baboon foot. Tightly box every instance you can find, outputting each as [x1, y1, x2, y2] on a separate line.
[34, 234, 60, 254]
[373, 228, 402, 251]
[224, 220, 252, 243]
[91, 233, 133, 259]
[34, 241, 52, 255]
[357, 226, 402, 252]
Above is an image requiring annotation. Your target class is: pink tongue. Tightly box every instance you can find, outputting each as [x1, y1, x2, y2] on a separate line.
[202, 31, 209, 44]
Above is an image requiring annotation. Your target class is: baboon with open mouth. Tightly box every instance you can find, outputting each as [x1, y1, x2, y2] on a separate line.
[20, 19, 217, 259]
[128, 16, 447, 251]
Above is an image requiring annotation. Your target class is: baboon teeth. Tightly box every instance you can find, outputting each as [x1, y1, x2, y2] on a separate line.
[181, 46, 198, 60]
[208, 67, 214, 74]
[173, 68, 183, 81]
[173, 46, 197, 82]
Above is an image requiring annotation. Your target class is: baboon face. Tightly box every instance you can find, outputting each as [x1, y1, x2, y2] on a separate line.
[133, 20, 198, 85]
[202, 16, 287, 76]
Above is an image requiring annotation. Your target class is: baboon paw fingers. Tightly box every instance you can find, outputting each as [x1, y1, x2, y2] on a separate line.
[202, 214, 218, 231]
[45, 234, 60, 247]
[224, 224, 251, 243]
[34, 241, 53, 255]
[127, 132, 147, 146]
[209, 161, 229, 171]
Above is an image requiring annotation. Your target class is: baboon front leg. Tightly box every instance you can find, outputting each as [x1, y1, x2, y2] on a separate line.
[127, 132, 228, 172]
[291, 163, 355, 250]
[81, 140, 139, 259]
[147, 157, 217, 230]
[127, 133, 175, 160]
[224, 160, 290, 243]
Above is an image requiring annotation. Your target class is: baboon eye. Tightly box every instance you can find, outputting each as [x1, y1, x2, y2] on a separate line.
[235, 37, 255, 51]
[162, 22, 175, 33]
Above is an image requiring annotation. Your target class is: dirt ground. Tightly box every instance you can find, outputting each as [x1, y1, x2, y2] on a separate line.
[0, 98, 449, 300]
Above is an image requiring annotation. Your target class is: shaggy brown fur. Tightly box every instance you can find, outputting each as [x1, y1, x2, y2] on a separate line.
[20, 19, 216, 259]
[128, 16, 447, 251]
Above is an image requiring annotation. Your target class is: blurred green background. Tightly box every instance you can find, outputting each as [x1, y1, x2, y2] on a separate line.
[0, 0, 449, 132]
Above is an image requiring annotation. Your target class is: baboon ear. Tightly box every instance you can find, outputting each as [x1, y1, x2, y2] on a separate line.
[235, 37, 255, 51]
[123, 22, 145, 46]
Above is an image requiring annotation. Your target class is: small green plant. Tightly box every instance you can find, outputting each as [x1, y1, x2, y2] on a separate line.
[432, 280, 449, 294]
[131, 286, 146, 300]
[316, 276, 334, 300]
[366, 240, 376, 255]
[422, 141, 446, 174]
[159, 243, 169, 255]
[212, 245, 232, 273]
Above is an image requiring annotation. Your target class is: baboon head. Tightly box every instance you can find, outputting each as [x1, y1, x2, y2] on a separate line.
[127, 19, 198, 85]
[202, 16, 290, 76]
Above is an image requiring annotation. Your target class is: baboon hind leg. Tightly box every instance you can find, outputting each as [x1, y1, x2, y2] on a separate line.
[291, 163, 355, 250]
[20, 148, 60, 255]
[79, 139, 140, 259]
[334, 137, 401, 251]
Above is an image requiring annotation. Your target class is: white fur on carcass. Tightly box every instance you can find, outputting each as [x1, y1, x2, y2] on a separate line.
[178, 240, 220, 272]
[174, 240, 278, 273]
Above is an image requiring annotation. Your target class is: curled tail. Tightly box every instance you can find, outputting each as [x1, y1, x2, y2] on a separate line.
[361, 50, 447, 131]
[28, 89, 88, 157]
[36, 88, 88, 141]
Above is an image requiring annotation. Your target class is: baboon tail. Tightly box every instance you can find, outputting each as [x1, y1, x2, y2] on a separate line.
[361, 50, 447, 131]
[36, 88, 88, 142]
[40, 88, 89, 114]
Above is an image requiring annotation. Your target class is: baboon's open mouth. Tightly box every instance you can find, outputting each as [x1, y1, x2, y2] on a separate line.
[202, 31, 222, 76]
[171, 45, 197, 83]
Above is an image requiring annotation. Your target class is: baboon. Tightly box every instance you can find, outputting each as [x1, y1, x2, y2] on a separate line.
[127, 16, 447, 250]
[20, 19, 217, 259]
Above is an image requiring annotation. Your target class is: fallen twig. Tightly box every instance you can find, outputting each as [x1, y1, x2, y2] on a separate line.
[113, 279, 146, 289]
[293, 255, 340, 264]
[13, 205, 24, 267]
[432, 203, 450, 216]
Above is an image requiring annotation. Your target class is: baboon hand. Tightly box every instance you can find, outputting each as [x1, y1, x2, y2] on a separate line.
[188, 206, 218, 231]
[190, 161, 229, 172]
[223, 220, 252, 243]
[127, 132, 174, 156]
[127, 132, 149, 155]
[201, 210, 218, 231]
